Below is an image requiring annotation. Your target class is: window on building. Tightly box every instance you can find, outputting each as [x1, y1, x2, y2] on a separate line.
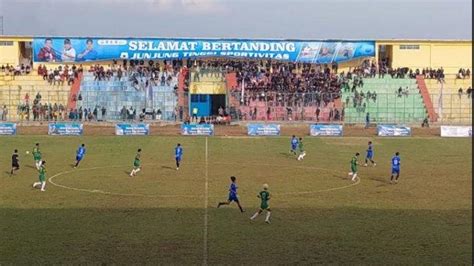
[399, 45, 420, 50]
[0, 41, 14, 46]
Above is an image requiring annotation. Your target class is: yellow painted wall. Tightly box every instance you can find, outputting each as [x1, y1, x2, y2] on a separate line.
[0, 42, 20, 66]
[377, 41, 472, 74]
[189, 81, 226, 94]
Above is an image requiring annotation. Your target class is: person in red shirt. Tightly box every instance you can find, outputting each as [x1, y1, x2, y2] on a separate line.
[37, 38, 56, 62]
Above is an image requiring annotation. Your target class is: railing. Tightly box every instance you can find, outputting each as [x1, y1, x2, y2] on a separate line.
[227, 91, 472, 125]
[0, 89, 471, 125]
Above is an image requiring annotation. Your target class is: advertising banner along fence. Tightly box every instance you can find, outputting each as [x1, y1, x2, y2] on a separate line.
[247, 124, 281, 136]
[440, 126, 472, 137]
[33, 38, 375, 63]
[48, 123, 83, 136]
[0, 123, 17, 135]
[181, 124, 214, 136]
[115, 124, 150, 135]
[309, 124, 343, 136]
[377, 125, 411, 137]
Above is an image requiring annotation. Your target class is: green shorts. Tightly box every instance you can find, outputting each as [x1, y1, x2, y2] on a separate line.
[39, 175, 46, 182]
[351, 166, 357, 173]
[260, 203, 269, 210]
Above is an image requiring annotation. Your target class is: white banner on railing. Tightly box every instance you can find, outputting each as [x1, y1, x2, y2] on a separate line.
[440, 126, 472, 137]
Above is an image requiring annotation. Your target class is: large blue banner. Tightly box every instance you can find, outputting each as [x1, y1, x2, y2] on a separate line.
[247, 124, 281, 136]
[310, 124, 343, 136]
[0, 123, 17, 135]
[32, 38, 375, 63]
[115, 123, 150, 135]
[48, 123, 83, 136]
[377, 125, 411, 137]
[181, 124, 214, 136]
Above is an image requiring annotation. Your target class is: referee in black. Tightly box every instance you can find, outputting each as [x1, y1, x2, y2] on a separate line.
[10, 149, 20, 175]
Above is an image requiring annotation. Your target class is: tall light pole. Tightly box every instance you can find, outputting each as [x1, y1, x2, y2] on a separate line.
[0, 16, 4, 35]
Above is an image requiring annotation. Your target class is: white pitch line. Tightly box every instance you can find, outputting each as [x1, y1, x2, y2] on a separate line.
[203, 137, 209, 265]
[48, 163, 361, 198]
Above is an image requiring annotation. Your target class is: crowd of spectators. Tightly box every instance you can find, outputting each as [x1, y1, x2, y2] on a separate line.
[457, 86, 473, 99]
[37, 64, 80, 86]
[16, 92, 67, 121]
[87, 60, 180, 92]
[224, 60, 344, 108]
[457, 68, 471, 79]
[0, 64, 32, 76]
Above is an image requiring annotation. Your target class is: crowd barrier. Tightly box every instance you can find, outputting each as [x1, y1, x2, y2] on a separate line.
[247, 124, 281, 136]
[0, 123, 472, 138]
[440, 126, 472, 137]
[309, 124, 343, 136]
[0, 122, 17, 135]
[115, 123, 150, 136]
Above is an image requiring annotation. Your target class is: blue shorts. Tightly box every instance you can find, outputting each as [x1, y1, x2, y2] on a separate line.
[175, 156, 182, 162]
[291, 145, 297, 151]
[228, 194, 239, 202]
[76, 155, 83, 161]
[366, 152, 373, 159]
[392, 168, 400, 174]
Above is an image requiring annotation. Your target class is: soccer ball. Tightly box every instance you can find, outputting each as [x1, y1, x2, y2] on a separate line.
[26, 151, 30, 154]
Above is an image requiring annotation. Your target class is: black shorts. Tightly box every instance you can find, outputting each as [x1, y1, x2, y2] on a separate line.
[12, 162, 19, 168]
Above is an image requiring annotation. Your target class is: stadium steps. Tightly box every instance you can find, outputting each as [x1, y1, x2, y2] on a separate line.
[425, 75, 472, 124]
[77, 73, 178, 120]
[342, 77, 427, 124]
[0, 73, 71, 120]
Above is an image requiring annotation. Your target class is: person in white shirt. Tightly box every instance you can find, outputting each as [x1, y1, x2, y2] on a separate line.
[61, 39, 76, 62]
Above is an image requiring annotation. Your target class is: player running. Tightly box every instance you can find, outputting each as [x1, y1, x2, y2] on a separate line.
[297, 137, 306, 161]
[74, 144, 86, 168]
[130, 149, 142, 177]
[32, 143, 42, 170]
[348, 152, 360, 182]
[390, 152, 401, 184]
[175, 143, 183, 170]
[250, 183, 271, 224]
[364, 141, 376, 167]
[10, 149, 20, 175]
[217, 176, 245, 212]
[32, 161, 47, 192]
[290, 135, 299, 155]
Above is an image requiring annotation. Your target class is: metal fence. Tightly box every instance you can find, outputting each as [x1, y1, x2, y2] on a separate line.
[0, 88, 471, 125]
[226, 91, 472, 125]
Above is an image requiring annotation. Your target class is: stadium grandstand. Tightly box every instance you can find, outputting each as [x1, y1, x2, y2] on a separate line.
[0, 37, 471, 125]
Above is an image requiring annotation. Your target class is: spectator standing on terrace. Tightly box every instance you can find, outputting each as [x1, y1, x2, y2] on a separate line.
[421, 117, 429, 128]
[315, 107, 320, 122]
[466, 87, 472, 99]
[192, 107, 198, 121]
[365, 112, 370, 129]
[2, 105, 8, 121]
[101, 106, 106, 121]
[61, 39, 76, 62]
[458, 88, 463, 99]
[77, 39, 98, 61]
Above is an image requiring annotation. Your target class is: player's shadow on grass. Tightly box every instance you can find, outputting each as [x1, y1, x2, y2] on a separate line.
[161, 166, 175, 170]
[368, 176, 391, 185]
[279, 152, 294, 159]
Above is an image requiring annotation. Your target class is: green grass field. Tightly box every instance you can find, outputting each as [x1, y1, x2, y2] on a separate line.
[0, 136, 472, 264]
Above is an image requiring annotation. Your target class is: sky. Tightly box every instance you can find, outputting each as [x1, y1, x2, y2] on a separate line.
[0, 0, 471, 39]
